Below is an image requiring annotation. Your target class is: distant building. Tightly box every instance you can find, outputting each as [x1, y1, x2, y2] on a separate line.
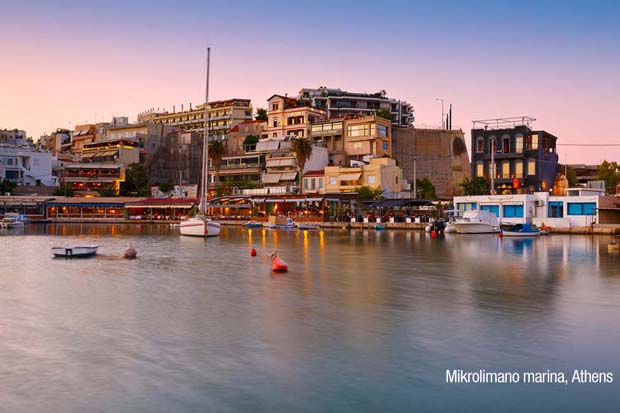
[322, 157, 405, 197]
[264, 95, 326, 140]
[0, 129, 28, 146]
[568, 164, 600, 186]
[470, 117, 558, 194]
[343, 115, 392, 162]
[225, 119, 267, 156]
[392, 128, 471, 198]
[137, 99, 253, 140]
[144, 131, 203, 187]
[0, 145, 57, 187]
[298, 87, 414, 127]
[101, 121, 177, 165]
[40, 129, 71, 155]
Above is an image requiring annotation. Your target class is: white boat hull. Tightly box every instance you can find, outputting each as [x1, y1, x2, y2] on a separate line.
[179, 217, 221, 237]
[451, 223, 500, 234]
[502, 231, 541, 237]
[52, 245, 99, 258]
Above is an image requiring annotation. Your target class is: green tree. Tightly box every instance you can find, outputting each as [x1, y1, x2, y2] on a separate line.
[415, 178, 437, 199]
[121, 163, 150, 196]
[459, 177, 490, 196]
[255, 108, 268, 121]
[375, 108, 393, 121]
[356, 185, 383, 201]
[0, 179, 17, 195]
[597, 160, 620, 194]
[557, 164, 577, 187]
[98, 189, 116, 197]
[158, 181, 173, 193]
[209, 140, 226, 186]
[243, 135, 259, 146]
[53, 186, 75, 197]
[291, 138, 313, 194]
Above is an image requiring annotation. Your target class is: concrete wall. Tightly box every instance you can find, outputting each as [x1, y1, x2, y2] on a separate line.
[392, 128, 471, 198]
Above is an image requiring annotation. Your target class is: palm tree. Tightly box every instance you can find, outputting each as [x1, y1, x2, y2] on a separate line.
[291, 137, 313, 194]
[209, 140, 226, 188]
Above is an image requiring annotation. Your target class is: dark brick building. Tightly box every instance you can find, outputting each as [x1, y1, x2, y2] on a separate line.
[470, 117, 558, 194]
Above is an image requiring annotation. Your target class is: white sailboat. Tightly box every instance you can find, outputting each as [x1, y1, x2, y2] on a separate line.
[180, 47, 221, 238]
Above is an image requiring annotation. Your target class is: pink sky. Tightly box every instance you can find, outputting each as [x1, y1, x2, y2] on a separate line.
[1, 1, 618, 164]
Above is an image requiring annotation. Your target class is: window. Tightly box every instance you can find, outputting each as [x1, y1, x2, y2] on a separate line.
[515, 161, 523, 178]
[457, 202, 477, 212]
[347, 124, 371, 137]
[311, 178, 316, 190]
[480, 204, 499, 216]
[382, 143, 389, 151]
[271, 103, 279, 111]
[502, 135, 510, 153]
[531, 134, 539, 150]
[502, 161, 510, 179]
[272, 119, 278, 127]
[368, 175, 376, 184]
[395, 176, 399, 184]
[515, 134, 523, 153]
[329, 177, 336, 185]
[528, 159, 536, 176]
[318, 178, 323, 188]
[476, 137, 484, 153]
[488, 163, 497, 178]
[377, 125, 388, 137]
[503, 204, 524, 218]
[567, 202, 596, 215]
[476, 162, 484, 177]
[303, 178, 309, 190]
[548, 201, 564, 218]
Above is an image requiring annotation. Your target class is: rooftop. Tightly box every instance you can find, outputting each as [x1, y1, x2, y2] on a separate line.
[472, 116, 536, 130]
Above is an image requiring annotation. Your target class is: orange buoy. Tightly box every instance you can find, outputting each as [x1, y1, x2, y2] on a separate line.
[431, 230, 437, 239]
[271, 252, 288, 272]
[250, 248, 257, 257]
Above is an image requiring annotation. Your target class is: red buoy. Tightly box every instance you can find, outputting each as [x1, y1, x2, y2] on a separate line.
[431, 230, 437, 239]
[250, 248, 257, 257]
[271, 252, 288, 272]
[498, 231, 504, 239]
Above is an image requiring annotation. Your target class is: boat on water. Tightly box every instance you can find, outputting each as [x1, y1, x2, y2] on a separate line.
[245, 221, 263, 229]
[502, 223, 541, 237]
[0, 213, 28, 229]
[52, 245, 99, 258]
[264, 216, 295, 229]
[179, 47, 220, 238]
[451, 210, 500, 234]
[374, 224, 386, 230]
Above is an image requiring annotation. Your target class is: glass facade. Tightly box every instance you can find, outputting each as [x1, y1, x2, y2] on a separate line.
[503, 204, 524, 218]
[567, 202, 596, 215]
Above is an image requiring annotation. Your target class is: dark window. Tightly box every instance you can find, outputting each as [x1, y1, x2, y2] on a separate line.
[548, 201, 563, 218]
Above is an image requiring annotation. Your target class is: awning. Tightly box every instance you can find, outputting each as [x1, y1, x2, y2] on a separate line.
[280, 172, 298, 181]
[250, 198, 266, 203]
[338, 172, 361, 181]
[126, 204, 194, 209]
[81, 152, 96, 159]
[501, 202, 524, 206]
[262, 173, 282, 184]
[208, 203, 251, 209]
[266, 159, 296, 168]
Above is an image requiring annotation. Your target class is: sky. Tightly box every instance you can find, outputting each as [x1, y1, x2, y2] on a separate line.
[1, 0, 619, 164]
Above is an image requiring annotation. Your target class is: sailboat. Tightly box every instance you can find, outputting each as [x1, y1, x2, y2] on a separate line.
[180, 47, 221, 238]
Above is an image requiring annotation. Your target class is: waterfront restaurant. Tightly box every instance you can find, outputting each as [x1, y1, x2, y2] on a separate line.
[247, 194, 354, 222]
[0, 196, 54, 220]
[125, 198, 198, 220]
[208, 196, 253, 221]
[46, 197, 138, 220]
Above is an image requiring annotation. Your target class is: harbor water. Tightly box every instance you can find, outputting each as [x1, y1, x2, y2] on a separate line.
[1, 224, 620, 412]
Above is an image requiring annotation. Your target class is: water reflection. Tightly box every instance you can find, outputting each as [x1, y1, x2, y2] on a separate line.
[1, 225, 620, 411]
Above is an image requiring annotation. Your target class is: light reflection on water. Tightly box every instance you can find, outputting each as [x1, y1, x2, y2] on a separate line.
[1, 224, 620, 412]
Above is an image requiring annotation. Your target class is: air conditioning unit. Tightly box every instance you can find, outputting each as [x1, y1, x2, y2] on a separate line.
[535, 200, 544, 207]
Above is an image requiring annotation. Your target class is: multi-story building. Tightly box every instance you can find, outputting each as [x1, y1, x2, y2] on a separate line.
[298, 87, 414, 127]
[470, 117, 559, 195]
[265, 95, 326, 140]
[0, 144, 57, 187]
[214, 153, 265, 189]
[101, 121, 177, 165]
[40, 128, 71, 155]
[321, 157, 404, 197]
[309, 118, 346, 166]
[63, 137, 139, 195]
[137, 99, 253, 140]
[140, 131, 203, 186]
[568, 164, 600, 186]
[343, 115, 392, 162]
[0, 129, 28, 146]
[225, 119, 267, 156]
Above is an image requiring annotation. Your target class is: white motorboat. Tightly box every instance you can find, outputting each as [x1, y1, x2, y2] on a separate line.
[179, 47, 220, 238]
[52, 245, 99, 258]
[296, 222, 319, 230]
[451, 210, 500, 234]
[1, 213, 28, 228]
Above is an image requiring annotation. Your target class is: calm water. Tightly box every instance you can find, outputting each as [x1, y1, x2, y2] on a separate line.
[1, 224, 619, 412]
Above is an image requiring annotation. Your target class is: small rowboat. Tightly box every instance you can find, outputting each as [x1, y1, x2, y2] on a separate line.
[245, 221, 263, 229]
[52, 245, 99, 258]
[502, 223, 541, 237]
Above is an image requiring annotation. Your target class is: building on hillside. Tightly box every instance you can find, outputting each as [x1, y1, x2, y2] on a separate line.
[214, 153, 265, 190]
[264, 95, 326, 139]
[322, 157, 405, 197]
[470, 117, 558, 195]
[0, 144, 57, 187]
[225, 119, 267, 156]
[63, 137, 139, 195]
[137, 99, 253, 140]
[145, 131, 203, 187]
[568, 164, 599, 186]
[298, 87, 414, 127]
[309, 118, 346, 166]
[343, 115, 392, 162]
[392, 127, 471, 198]
[40, 129, 71, 155]
[1, 129, 28, 146]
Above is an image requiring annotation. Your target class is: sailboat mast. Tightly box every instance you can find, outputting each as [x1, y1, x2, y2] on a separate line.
[201, 47, 211, 213]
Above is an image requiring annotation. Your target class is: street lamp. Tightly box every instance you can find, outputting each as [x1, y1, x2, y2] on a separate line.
[435, 98, 445, 129]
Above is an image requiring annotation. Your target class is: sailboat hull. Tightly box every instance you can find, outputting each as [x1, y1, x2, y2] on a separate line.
[179, 217, 221, 237]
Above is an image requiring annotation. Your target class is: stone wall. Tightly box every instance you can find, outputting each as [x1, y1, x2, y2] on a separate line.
[392, 128, 471, 198]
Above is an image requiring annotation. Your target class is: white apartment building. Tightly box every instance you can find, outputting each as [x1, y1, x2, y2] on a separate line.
[0, 145, 57, 186]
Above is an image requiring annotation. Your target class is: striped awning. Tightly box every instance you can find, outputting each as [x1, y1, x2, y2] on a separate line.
[280, 172, 298, 181]
[338, 172, 361, 181]
[262, 173, 281, 184]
